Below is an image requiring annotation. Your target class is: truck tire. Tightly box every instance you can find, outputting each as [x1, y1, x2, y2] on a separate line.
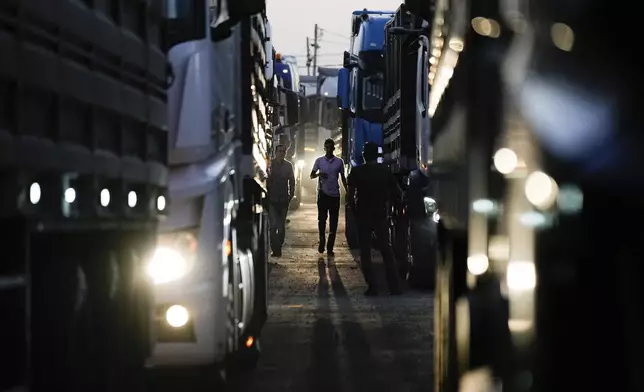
[392, 216, 411, 280]
[408, 219, 438, 290]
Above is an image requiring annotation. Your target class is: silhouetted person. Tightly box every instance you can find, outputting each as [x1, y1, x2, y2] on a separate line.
[310, 138, 347, 256]
[267, 144, 295, 257]
[347, 142, 402, 296]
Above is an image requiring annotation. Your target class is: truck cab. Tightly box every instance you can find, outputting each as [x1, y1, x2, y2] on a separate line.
[272, 53, 305, 209]
[147, 0, 270, 386]
[338, 10, 394, 168]
[338, 10, 394, 249]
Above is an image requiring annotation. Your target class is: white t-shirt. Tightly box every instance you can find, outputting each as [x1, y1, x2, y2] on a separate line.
[312, 155, 344, 197]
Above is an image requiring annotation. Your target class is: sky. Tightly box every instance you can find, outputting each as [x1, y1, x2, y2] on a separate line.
[266, 0, 401, 74]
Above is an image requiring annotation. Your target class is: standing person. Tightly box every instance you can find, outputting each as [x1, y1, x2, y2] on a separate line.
[347, 142, 403, 296]
[267, 144, 295, 257]
[310, 138, 347, 256]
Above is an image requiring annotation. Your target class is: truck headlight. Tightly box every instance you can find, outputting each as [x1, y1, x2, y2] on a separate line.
[147, 230, 198, 285]
[423, 197, 437, 215]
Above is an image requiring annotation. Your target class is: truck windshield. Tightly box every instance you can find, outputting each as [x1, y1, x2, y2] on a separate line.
[362, 73, 384, 110]
[164, 0, 205, 50]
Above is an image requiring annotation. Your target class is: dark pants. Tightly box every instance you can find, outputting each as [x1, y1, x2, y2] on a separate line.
[317, 192, 340, 252]
[269, 201, 289, 253]
[357, 215, 401, 292]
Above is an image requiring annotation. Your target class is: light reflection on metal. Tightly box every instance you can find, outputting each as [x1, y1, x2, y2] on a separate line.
[518, 211, 550, 228]
[471, 17, 501, 38]
[493, 148, 518, 174]
[467, 254, 489, 275]
[525, 171, 558, 210]
[551, 23, 574, 52]
[557, 184, 584, 214]
[507, 261, 536, 291]
[488, 235, 510, 262]
[455, 297, 470, 375]
[472, 198, 497, 215]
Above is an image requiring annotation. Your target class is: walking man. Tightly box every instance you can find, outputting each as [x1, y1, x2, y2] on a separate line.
[347, 142, 402, 296]
[267, 144, 295, 257]
[310, 138, 347, 256]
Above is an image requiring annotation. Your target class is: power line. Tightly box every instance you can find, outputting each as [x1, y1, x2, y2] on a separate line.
[298, 64, 342, 68]
[290, 53, 342, 58]
[319, 38, 348, 46]
[319, 28, 350, 40]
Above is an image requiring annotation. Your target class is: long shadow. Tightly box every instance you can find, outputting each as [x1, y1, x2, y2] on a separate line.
[307, 258, 343, 392]
[327, 263, 396, 390]
[367, 263, 434, 392]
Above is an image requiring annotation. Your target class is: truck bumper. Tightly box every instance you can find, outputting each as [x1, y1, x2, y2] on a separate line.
[146, 278, 225, 368]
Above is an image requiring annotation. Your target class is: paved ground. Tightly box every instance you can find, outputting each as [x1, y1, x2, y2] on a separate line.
[231, 202, 434, 392]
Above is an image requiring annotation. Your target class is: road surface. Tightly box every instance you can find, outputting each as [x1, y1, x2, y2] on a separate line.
[230, 202, 434, 391]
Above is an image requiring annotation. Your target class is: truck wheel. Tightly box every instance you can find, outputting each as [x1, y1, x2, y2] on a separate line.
[345, 206, 359, 249]
[409, 220, 437, 290]
[392, 216, 411, 280]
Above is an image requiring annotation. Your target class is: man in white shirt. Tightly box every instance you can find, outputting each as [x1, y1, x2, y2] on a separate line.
[310, 138, 347, 256]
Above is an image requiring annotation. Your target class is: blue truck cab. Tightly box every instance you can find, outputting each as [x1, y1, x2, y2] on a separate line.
[338, 10, 394, 168]
[337, 10, 394, 248]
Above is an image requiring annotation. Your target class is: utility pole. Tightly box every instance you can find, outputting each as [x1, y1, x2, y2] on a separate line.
[306, 37, 312, 75]
[312, 24, 319, 76]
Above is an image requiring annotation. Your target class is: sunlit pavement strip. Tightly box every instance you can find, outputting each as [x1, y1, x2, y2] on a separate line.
[232, 202, 434, 392]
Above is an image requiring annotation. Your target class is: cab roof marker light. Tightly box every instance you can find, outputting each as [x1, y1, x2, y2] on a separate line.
[100, 189, 110, 207]
[157, 195, 166, 211]
[30, 182, 41, 204]
[64, 188, 76, 203]
[128, 191, 137, 208]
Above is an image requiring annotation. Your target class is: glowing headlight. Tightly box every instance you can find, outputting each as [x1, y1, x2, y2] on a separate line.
[423, 197, 437, 215]
[432, 211, 440, 223]
[147, 247, 188, 285]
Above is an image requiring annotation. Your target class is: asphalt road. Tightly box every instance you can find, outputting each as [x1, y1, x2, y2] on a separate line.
[230, 202, 434, 392]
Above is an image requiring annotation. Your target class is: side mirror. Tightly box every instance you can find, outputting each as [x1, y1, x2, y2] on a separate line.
[337, 68, 350, 110]
[343, 51, 351, 68]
